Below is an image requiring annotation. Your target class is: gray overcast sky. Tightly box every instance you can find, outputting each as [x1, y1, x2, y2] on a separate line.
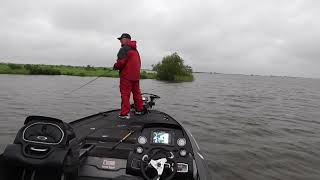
[1, 0, 320, 78]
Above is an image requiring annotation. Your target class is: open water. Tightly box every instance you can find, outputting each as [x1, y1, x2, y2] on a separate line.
[1, 74, 320, 180]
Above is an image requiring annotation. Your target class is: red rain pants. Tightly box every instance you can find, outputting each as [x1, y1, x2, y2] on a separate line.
[120, 78, 144, 115]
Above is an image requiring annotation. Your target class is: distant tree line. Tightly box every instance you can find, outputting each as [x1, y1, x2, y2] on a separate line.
[24, 64, 61, 75]
[7, 63, 23, 70]
[1, 63, 156, 79]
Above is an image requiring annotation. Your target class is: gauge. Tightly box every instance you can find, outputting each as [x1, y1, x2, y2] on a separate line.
[136, 147, 144, 154]
[177, 138, 186, 147]
[180, 149, 187, 157]
[138, 136, 147, 145]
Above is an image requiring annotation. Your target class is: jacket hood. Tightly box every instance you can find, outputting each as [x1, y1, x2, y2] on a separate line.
[126, 40, 137, 49]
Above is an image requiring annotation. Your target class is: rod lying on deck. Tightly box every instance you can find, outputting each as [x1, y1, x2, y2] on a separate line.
[110, 130, 135, 151]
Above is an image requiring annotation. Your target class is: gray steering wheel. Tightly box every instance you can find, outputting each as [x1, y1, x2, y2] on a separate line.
[140, 147, 177, 180]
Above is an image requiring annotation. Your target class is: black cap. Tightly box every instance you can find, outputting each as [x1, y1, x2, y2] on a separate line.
[117, 33, 131, 40]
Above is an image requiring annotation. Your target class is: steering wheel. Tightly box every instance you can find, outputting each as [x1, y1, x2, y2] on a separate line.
[140, 147, 177, 180]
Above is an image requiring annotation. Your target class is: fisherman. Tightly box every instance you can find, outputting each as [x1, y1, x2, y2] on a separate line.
[113, 33, 144, 119]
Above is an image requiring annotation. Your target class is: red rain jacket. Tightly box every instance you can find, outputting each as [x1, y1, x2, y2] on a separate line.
[113, 41, 141, 81]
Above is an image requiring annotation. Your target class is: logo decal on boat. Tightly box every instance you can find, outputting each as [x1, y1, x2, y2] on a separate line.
[36, 136, 48, 141]
[102, 159, 116, 170]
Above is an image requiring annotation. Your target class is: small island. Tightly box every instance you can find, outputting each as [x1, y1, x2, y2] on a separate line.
[152, 52, 194, 82]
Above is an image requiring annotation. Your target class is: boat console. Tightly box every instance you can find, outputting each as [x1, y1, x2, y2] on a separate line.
[127, 125, 194, 180]
[76, 110, 196, 180]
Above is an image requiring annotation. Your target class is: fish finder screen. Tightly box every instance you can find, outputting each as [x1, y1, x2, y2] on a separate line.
[152, 131, 170, 144]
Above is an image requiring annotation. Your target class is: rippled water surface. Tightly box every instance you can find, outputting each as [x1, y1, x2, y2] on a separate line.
[1, 74, 320, 180]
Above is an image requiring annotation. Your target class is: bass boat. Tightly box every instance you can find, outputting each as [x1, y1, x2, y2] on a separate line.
[0, 93, 211, 180]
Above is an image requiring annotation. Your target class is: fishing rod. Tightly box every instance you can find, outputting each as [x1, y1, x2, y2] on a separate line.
[65, 72, 109, 94]
[110, 130, 135, 151]
[110, 125, 143, 151]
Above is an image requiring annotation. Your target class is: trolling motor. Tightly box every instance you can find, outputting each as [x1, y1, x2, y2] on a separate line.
[131, 93, 160, 114]
[142, 93, 160, 110]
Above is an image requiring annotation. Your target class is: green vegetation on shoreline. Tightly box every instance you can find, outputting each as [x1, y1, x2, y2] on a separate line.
[153, 52, 194, 82]
[0, 63, 156, 79]
[0, 54, 194, 82]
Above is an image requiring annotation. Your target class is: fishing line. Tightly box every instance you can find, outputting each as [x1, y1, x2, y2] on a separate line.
[65, 69, 112, 94]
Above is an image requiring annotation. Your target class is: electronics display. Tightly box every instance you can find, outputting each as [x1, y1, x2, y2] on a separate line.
[151, 131, 170, 144]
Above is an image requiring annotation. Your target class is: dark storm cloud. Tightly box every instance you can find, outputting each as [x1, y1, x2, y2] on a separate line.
[0, 0, 320, 78]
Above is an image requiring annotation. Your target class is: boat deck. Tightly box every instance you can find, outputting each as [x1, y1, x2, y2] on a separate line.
[71, 109, 181, 142]
[70, 109, 182, 159]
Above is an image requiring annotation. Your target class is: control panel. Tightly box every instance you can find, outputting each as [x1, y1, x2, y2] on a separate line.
[126, 127, 194, 178]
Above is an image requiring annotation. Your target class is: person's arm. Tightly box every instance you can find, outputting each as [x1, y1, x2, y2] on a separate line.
[113, 59, 127, 70]
[113, 46, 130, 70]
